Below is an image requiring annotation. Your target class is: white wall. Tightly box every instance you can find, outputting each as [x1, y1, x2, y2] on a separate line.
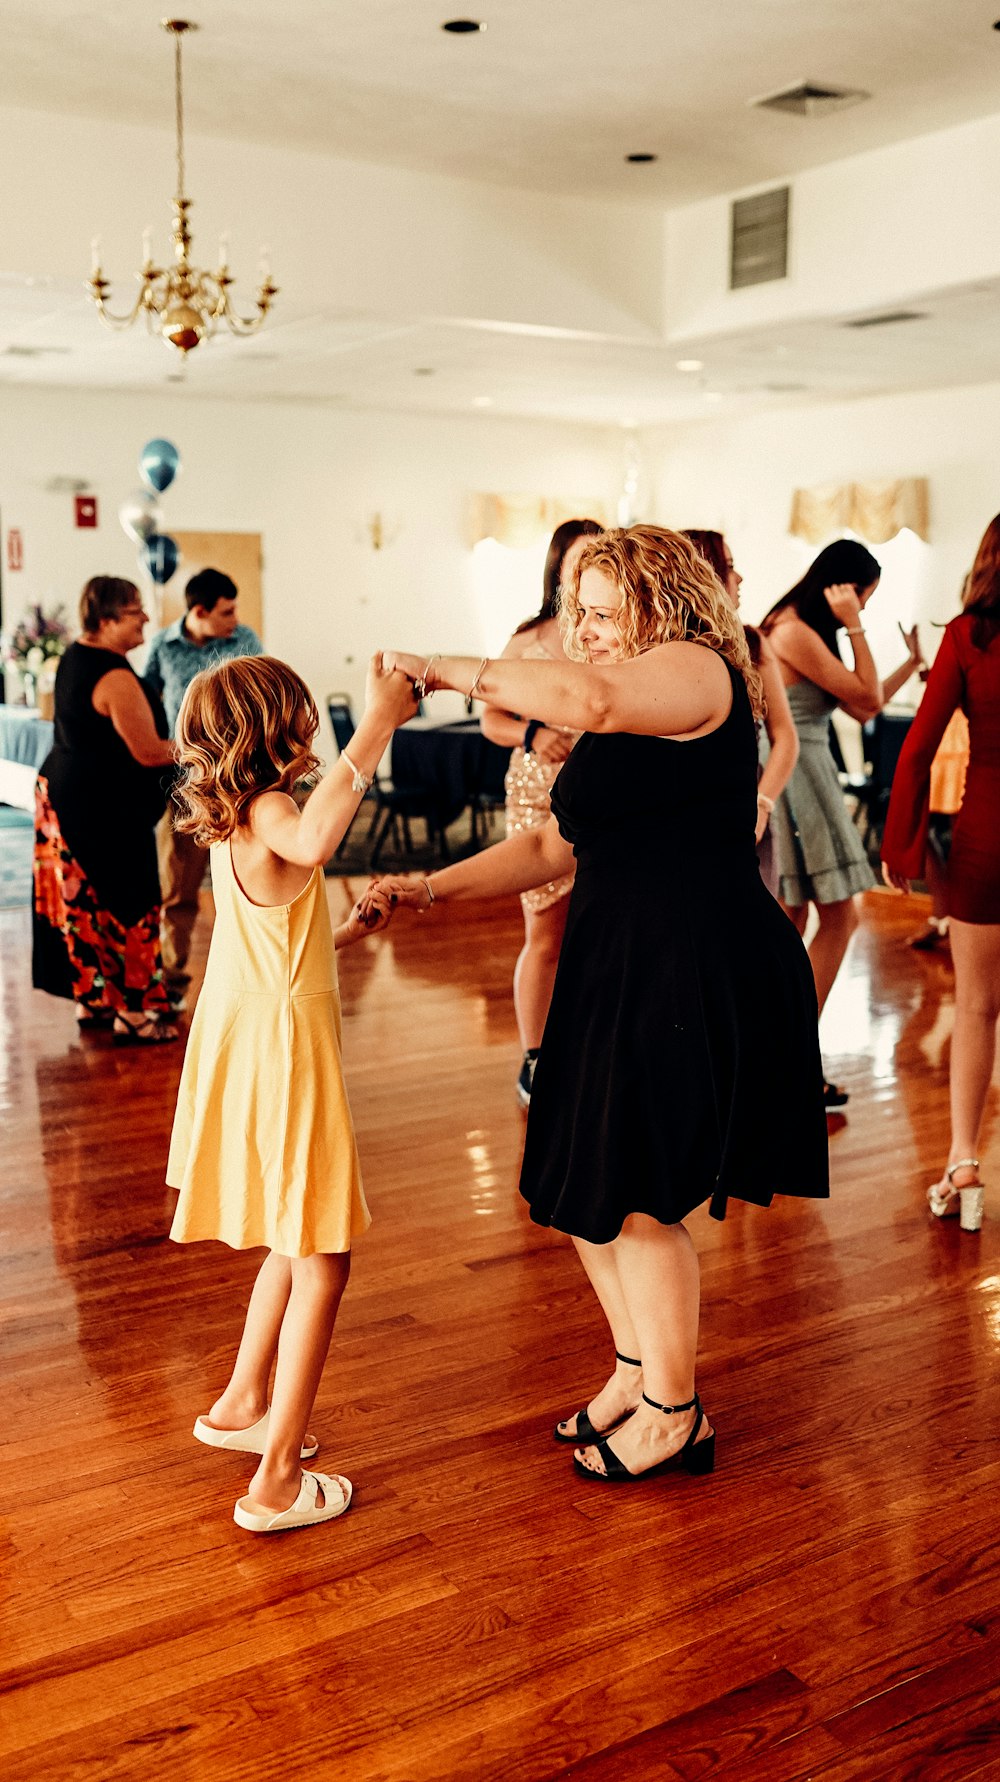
[663, 111, 1000, 342]
[0, 385, 619, 737]
[646, 376, 1000, 656]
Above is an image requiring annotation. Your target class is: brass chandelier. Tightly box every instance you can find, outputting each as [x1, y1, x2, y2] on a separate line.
[86, 19, 278, 354]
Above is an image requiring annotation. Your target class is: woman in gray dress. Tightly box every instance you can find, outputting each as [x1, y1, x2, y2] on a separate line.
[760, 540, 924, 1108]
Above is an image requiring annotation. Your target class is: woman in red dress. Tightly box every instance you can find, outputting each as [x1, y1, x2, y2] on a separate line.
[882, 515, 1000, 1231]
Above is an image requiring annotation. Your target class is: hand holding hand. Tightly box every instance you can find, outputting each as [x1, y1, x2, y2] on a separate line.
[530, 726, 574, 766]
[361, 873, 434, 915]
[343, 887, 394, 942]
[379, 650, 437, 690]
[365, 653, 421, 726]
[824, 583, 863, 628]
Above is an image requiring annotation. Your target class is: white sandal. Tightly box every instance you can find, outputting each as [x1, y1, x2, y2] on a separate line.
[194, 1407, 319, 1461]
[233, 1470, 352, 1534]
[927, 1158, 984, 1232]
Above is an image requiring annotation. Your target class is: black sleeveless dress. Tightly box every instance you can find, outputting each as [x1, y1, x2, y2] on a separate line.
[519, 664, 829, 1241]
[33, 643, 172, 1010]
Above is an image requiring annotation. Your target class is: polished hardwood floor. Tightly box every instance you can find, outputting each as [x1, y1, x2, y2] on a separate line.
[3, 879, 1000, 1781]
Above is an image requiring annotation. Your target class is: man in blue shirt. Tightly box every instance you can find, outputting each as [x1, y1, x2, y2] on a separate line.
[145, 567, 262, 1000]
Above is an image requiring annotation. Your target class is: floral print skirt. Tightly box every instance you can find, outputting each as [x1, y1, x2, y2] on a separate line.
[32, 776, 170, 1016]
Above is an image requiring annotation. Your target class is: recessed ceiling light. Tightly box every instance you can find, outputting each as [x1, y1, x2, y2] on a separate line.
[703, 390, 723, 402]
[414, 366, 435, 376]
[473, 395, 493, 407]
[626, 152, 657, 164]
[676, 358, 703, 373]
[442, 18, 486, 32]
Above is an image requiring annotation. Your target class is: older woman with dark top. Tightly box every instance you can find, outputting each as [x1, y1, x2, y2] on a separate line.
[33, 575, 179, 1044]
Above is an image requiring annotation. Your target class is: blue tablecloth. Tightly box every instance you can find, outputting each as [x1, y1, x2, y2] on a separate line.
[0, 706, 54, 770]
[391, 717, 509, 828]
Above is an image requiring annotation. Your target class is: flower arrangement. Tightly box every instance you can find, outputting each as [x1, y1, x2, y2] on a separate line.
[3, 603, 71, 705]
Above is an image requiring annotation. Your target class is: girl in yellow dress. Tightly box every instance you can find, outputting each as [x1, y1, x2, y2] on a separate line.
[167, 653, 416, 1533]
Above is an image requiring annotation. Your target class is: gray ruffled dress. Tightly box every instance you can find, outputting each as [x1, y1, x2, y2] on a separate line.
[771, 680, 876, 906]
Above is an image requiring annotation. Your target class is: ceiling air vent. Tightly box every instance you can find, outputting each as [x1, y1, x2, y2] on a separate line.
[753, 81, 870, 119]
[730, 186, 790, 290]
[844, 310, 927, 329]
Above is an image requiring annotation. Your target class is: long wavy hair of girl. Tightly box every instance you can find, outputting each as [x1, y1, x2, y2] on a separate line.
[173, 656, 321, 845]
[964, 514, 1000, 650]
[560, 524, 764, 716]
[514, 516, 604, 634]
[760, 538, 881, 655]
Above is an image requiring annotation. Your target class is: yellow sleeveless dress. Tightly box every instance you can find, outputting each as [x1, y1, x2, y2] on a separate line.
[167, 842, 370, 1257]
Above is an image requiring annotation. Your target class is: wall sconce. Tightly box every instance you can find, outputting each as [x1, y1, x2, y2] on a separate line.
[367, 513, 400, 552]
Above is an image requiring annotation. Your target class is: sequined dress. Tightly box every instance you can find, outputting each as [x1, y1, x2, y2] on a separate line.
[504, 635, 577, 914]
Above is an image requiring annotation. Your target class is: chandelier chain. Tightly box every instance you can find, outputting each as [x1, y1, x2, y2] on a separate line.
[174, 29, 185, 201]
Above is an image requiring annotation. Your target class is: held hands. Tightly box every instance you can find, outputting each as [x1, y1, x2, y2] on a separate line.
[365, 653, 421, 726]
[357, 874, 433, 924]
[342, 887, 395, 943]
[823, 583, 863, 628]
[378, 651, 433, 691]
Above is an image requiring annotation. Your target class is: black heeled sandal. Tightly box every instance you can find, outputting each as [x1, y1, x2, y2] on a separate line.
[553, 1351, 641, 1445]
[572, 1390, 715, 1483]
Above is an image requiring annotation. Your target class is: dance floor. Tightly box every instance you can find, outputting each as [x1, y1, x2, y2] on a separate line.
[3, 882, 999, 1780]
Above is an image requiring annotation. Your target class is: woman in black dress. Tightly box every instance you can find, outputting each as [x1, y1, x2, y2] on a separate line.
[368, 527, 828, 1484]
[33, 576, 179, 1044]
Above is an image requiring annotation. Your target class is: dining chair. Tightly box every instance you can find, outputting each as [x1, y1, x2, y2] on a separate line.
[325, 693, 448, 867]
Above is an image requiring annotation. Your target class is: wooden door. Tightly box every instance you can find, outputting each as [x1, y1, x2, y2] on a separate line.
[157, 531, 264, 641]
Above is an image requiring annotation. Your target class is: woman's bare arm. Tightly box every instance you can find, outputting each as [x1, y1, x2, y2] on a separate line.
[384, 641, 732, 739]
[370, 817, 575, 910]
[93, 669, 176, 768]
[756, 639, 799, 810]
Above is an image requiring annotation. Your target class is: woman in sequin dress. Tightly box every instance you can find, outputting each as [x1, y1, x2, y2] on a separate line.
[481, 517, 603, 1105]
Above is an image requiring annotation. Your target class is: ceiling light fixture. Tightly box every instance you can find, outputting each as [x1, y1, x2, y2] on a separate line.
[442, 18, 486, 33]
[676, 358, 703, 372]
[625, 153, 657, 164]
[86, 20, 278, 355]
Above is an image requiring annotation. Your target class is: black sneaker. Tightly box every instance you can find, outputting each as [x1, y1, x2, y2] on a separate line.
[517, 1050, 539, 1109]
[823, 1078, 849, 1110]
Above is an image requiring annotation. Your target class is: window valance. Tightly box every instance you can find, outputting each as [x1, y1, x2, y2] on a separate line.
[467, 493, 611, 550]
[789, 477, 929, 546]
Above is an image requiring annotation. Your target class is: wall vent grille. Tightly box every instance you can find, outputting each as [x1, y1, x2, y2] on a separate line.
[730, 186, 790, 290]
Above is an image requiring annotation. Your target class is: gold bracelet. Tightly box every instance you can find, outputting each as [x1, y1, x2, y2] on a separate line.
[467, 657, 489, 700]
[846, 626, 866, 637]
[417, 877, 435, 912]
[756, 792, 775, 813]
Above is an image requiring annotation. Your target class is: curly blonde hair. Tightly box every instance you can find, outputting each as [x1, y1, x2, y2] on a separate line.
[560, 524, 764, 716]
[173, 656, 321, 844]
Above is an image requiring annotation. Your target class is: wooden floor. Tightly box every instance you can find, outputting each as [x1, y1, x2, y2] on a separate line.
[3, 880, 1000, 1781]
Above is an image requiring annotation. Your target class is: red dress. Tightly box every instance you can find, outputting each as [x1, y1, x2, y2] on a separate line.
[882, 613, 1000, 923]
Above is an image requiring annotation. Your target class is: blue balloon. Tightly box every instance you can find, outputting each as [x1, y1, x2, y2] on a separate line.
[139, 437, 181, 494]
[144, 533, 180, 585]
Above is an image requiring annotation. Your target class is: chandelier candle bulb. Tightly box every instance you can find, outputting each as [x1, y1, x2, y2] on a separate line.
[218, 232, 230, 268]
[142, 227, 153, 267]
[90, 236, 102, 273]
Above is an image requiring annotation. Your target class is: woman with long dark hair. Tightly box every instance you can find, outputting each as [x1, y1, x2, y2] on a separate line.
[481, 517, 603, 1105]
[761, 539, 924, 1106]
[883, 514, 1000, 1231]
[683, 529, 798, 897]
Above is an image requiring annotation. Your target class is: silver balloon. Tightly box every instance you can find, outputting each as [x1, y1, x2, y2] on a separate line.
[119, 489, 162, 544]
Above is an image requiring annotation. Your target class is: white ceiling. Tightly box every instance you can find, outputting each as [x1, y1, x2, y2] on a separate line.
[4, 3, 1000, 422]
[4, 273, 1000, 428]
[4, 0, 1000, 204]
